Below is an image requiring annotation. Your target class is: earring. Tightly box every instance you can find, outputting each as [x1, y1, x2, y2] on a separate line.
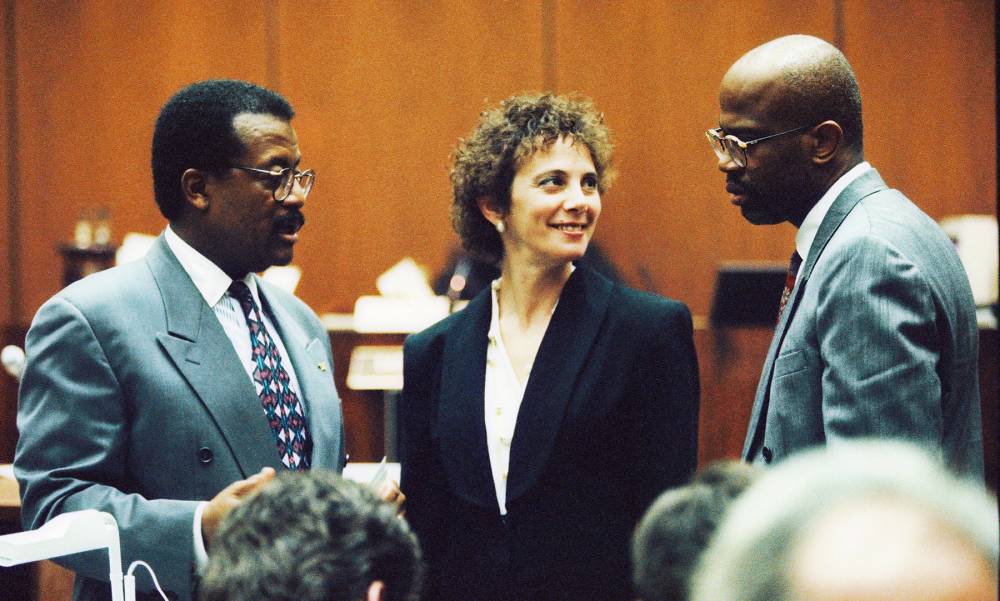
[495, 220, 505, 234]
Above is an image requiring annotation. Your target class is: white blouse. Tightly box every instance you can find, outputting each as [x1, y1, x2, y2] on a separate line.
[483, 272, 568, 515]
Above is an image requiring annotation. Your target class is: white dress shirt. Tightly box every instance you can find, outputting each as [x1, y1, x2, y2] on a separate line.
[795, 161, 873, 273]
[164, 226, 305, 568]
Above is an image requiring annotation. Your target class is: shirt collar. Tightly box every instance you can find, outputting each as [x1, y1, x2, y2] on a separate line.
[488, 279, 502, 342]
[795, 161, 872, 263]
[164, 225, 260, 307]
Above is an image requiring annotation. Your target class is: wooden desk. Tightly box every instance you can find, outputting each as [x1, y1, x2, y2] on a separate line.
[0, 468, 19, 522]
[328, 318, 998, 491]
[325, 316, 775, 465]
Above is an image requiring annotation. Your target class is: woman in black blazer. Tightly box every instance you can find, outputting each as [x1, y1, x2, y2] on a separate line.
[399, 94, 699, 601]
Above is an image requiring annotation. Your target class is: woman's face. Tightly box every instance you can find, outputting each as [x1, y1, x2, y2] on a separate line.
[499, 136, 601, 268]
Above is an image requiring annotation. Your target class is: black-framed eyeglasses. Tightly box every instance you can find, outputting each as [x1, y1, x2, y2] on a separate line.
[706, 124, 814, 168]
[231, 165, 316, 202]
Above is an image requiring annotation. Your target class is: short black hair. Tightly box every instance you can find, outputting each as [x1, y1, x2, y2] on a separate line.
[151, 79, 294, 220]
[199, 471, 423, 601]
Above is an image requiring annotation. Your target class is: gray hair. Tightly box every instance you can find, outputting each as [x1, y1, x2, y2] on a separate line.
[690, 441, 998, 601]
[200, 470, 423, 601]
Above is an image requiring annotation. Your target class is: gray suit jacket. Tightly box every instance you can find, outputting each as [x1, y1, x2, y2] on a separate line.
[742, 169, 983, 478]
[14, 235, 345, 601]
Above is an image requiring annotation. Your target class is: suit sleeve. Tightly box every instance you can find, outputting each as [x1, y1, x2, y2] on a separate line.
[14, 296, 200, 598]
[634, 302, 700, 511]
[815, 235, 942, 449]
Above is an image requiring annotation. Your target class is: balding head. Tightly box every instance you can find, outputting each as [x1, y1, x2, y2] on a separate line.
[790, 495, 997, 601]
[722, 35, 863, 155]
[690, 442, 999, 601]
[713, 35, 865, 226]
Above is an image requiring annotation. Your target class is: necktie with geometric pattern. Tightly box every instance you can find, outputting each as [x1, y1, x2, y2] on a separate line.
[228, 281, 311, 470]
[777, 250, 803, 322]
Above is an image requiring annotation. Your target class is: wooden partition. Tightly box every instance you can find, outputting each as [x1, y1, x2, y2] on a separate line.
[2, 0, 994, 325]
[0, 1, 995, 465]
[551, 1, 835, 310]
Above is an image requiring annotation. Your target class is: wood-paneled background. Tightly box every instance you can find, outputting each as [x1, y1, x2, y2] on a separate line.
[0, 1, 995, 460]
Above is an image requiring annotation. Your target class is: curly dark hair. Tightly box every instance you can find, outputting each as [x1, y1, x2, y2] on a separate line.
[151, 79, 294, 220]
[199, 470, 423, 601]
[450, 93, 615, 264]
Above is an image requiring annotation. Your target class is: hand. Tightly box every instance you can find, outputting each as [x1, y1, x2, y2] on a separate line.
[378, 479, 406, 515]
[201, 467, 276, 548]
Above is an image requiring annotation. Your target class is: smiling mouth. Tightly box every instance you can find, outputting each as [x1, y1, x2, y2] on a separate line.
[551, 223, 588, 232]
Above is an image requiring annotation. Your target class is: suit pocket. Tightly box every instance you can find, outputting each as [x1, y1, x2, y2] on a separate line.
[773, 349, 810, 379]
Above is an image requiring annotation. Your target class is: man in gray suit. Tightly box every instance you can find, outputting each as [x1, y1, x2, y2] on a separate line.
[15, 80, 345, 601]
[707, 35, 983, 476]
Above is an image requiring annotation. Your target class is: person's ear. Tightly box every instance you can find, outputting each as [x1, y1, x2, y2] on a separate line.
[365, 580, 385, 601]
[181, 168, 210, 211]
[476, 196, 504, 229]
[809, 120, 843, 165]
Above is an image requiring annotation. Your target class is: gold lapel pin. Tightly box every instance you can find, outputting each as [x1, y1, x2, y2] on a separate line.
[317, 362, 328, 372]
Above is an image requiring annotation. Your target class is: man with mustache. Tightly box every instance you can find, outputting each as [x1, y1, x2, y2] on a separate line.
[15, 80, 346, 601]
[708, 35, 983, 477]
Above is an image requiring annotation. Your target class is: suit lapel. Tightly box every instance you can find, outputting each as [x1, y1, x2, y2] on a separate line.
[148, 236, 285, 476]
[257, 277, 343, 469]
[436, 290, 495, 508]
[741, 169, 889, 458]
[507, 267, 612, 503]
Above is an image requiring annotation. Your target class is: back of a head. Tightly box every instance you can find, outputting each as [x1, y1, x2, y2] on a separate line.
[199, 470, 423, 601]
[151, 79, 294, 221]
[690, 441, 999, 601]
[632, 461, 759, 601]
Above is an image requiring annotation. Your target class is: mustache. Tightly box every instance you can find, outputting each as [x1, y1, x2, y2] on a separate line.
[726, 176, 750, 193]
[275, 210, 305, 231]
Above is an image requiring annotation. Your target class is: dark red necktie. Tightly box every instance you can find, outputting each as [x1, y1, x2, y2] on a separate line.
[229, 281, 311, 470]
[777, 251, 802, 321]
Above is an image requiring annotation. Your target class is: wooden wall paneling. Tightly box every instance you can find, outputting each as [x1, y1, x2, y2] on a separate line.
[694, 326, 774, 465]
[551, 0, 835, 318]
[1, 0, 13, 328]
[277, 0, 547, 460]
[13, 1, 276, 324]
[842, 1, 996, 219]
[277, 0, 547, 313]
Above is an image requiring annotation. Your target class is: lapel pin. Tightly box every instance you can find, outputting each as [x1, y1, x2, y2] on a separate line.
[317, 362, 328, 372]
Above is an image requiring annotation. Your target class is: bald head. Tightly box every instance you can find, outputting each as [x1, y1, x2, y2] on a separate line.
[690, 442, 999, 601]
[790, 496, 998, 601]
[722, 35, 863, 156]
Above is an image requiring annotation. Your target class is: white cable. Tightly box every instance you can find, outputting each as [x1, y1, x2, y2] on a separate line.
[126, 560, 170, 601]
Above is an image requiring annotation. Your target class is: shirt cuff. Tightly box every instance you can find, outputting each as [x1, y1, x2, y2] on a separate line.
[192, 501, 210, 573]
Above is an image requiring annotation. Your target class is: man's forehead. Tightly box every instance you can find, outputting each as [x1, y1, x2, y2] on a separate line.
[232, 112, 300, 161]
[233, 112, 296, 141]
[719, 73, 782, 124]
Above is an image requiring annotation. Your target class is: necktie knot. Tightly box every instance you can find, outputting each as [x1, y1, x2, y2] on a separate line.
[789, 250, 803, 278]
[228, 281, 255, 316]
[777, 250, 803, 321]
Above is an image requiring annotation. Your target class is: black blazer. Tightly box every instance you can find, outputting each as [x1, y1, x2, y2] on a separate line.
[399, 266, 699, 601]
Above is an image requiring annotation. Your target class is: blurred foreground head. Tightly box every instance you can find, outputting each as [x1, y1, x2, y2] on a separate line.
[632, 460, 760, 601]
[200, 470, 423, 601]
[691, 441, 998, 601]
